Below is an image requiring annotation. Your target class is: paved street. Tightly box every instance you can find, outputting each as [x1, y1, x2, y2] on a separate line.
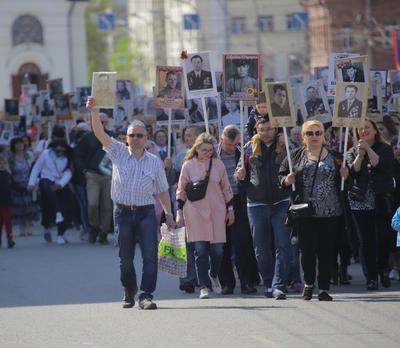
[1, 226, 400, 348]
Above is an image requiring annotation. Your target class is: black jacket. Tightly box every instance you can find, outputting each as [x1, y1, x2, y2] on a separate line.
[239, 141, 290, 204]
[73, 131, 106, 175]
[346, 141, 395, 195]
[0, 170, 13, 207]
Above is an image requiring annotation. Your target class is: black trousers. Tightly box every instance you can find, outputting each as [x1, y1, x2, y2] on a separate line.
[298, 216, 338, 290]
[219, 194, 259, 289]
[331, 215, 351, 275]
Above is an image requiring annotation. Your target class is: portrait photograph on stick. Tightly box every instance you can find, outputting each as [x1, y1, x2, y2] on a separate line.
[264, 81, 296, 128]
[38, 90, 54, 117]
[116, 79, 132, 102]
[327, 52, 359, 96]
[334, 55, 369, 84]
[92, 72, 116, 108]
[389, 70, 400, 97]
[155, 66, 184, 109]
[370, 69, 387, 97]
[54, 94, 72, 121]
[223, 54, 260, 101]
[333, 82, 368, 128]
[182, 51, 217, 99]
[367, 77, 383, 122]
[47, 78, 63, 99]
[299, 80, 331, 123]
[4, 99, 19, 121]
[314, 66, 329, 91]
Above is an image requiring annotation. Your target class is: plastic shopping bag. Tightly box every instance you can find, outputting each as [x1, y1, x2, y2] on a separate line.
[158, 224, 187, 277]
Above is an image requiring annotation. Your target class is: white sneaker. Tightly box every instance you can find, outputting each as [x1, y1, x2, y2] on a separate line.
[199, 287, 210, 299]
[56, 236, 67, 245]
[55, 212, 64, 224]
[389, 269, 399, 280]
[208, 271, 222, 294]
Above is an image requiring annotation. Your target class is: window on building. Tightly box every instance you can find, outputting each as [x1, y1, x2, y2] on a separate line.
[383, 21, 400, 48]
[287, 12, 308, 31]
[340, 26, 352, 49]
[12, 15, 44, 46]
[231, 17, 247, 34]
[258, 16, 274, 33]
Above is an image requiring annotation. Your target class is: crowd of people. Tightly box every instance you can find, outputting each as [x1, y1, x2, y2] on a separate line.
[1, 94, 400, 310]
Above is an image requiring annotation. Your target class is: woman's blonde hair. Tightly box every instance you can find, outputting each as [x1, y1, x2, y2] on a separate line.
[184, 132, 217, 161]
[301, 120, 325, 145]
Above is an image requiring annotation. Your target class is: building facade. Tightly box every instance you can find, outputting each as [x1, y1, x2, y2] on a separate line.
[128, 0, 309, 92]
[302, 0, 400, 70]
[0, 0, 88, 105]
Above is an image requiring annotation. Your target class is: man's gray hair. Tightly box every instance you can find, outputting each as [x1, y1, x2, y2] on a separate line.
[127, 120, 147, 133]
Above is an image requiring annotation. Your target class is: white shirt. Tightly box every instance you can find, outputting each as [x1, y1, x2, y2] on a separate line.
[104, 138, 169, 205]
[28, 149, 72, 187]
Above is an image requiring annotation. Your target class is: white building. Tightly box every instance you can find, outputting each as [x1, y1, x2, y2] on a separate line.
[0, 0, 88, 106]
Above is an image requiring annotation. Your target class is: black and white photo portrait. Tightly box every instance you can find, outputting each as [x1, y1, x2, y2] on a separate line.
[389, 70, 400, 97]
[47, 78, 63, 99]
[92, 72, 116, 108]
[116, 80, 131, 102]
[370, 70, 387, 97]
[76, 86, 91, 107]
[5, 99, 19, 116]
[299, 81, 331, 123]
[54, 94, 71, 116]
[314, 66, 329, 92]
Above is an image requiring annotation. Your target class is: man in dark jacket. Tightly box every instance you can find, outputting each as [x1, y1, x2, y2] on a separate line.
[217, 125, 260, 294]
[236, 118, 291, 299]
[74, 113, 112, 244]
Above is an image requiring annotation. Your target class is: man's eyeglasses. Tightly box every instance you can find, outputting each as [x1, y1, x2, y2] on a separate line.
[305, 130, 323, 137]
[127, 133, 145, 139]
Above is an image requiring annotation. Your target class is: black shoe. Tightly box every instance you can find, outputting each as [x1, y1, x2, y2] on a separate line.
[241, 285, 257, 294]
[98, 234, 109, 245]
[339, 271, 351, 285]
[379, 272, 391, 288]
[221, 286, 234, 295]
[303, 285, 314, 300]
[7, 239, 15, 249]
[89, 227, 99, 244]
[138, 298, 157, 310]
[318, 291, 333, 301]
[122, 290, 135, 308]
[179, 282, 195, 293]
[366, 280, 378, 291]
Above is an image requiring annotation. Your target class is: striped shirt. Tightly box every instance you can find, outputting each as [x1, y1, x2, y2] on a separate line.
[103, 138, 169, 205]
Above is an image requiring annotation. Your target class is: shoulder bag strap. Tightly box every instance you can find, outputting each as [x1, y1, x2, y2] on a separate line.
[204, 157, 213, 181]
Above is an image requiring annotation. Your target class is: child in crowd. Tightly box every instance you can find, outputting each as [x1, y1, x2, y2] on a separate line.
[0, 156, 15, 249]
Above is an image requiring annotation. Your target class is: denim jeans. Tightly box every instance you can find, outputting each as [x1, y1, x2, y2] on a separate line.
[194, 241, 224, 288]
[179, 242, 197, 286]
[115, 205, 157, 300]
[73, 184, 90, 235]
[247, 200, 291, 291]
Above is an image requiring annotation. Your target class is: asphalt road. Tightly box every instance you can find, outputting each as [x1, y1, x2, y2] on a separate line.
[1, 226, 399, 348]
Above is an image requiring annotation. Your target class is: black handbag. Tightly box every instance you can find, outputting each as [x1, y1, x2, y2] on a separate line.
[186, 158, 212, 202]
[348, 185, 366, 202]
[287, 147, 323, 220]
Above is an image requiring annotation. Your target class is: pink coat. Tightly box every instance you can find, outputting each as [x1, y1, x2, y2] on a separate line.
[176, 157, 233, 243]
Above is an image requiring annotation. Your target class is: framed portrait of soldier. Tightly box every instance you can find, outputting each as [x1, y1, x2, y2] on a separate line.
[182, 51, 217, 99]
[54, 94, 72, 121]
[370, 70, 387, 97]
[4, 99, 19, 121]
[38, 90, 54, 117]
[334, 55, 369, 84]
[299, 81, 331, 124]
[223, 54, 260, 102]
[113, 104, 129, 124]
[327, 52, 359, 96]
[314, 66, 329, 92]
[47, 78, 63, 99]
[186, 96, 219, 125]
[92, 72, 116, 108]
[116, 79, 131, 102]
[333, 82, 368, 128]
[76, 86, 92, 108]
[367, 77, 383, 122]
[155, 66, 185, 109]
[389, 70, 400, 97]
[263, 81, 296, 128]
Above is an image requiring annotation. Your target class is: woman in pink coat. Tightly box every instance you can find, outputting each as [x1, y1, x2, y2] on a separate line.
[176, 133, 235, 299]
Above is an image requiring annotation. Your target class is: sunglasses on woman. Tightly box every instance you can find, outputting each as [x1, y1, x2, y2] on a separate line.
[305, 130, 323, 137]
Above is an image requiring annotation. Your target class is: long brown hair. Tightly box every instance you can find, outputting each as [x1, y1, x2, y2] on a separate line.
[356, 118, 387, 144]
[184, 132, 217, 161]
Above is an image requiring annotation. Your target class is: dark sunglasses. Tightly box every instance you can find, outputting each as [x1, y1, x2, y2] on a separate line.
[127, 133, 145, 139]
[305, 130, 323, 137]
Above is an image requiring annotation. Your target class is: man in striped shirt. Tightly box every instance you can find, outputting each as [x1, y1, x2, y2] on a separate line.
[87, 97, 175, 310]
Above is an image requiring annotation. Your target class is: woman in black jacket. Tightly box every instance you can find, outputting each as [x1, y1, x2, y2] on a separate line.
[346, 119, 395, 290]
[279, 120, 349, 301]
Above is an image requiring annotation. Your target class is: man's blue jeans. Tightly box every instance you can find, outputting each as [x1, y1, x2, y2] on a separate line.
[247, 201, 291, 291]
[114, 205, 157, 300]
[194, 242, 224, 288]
